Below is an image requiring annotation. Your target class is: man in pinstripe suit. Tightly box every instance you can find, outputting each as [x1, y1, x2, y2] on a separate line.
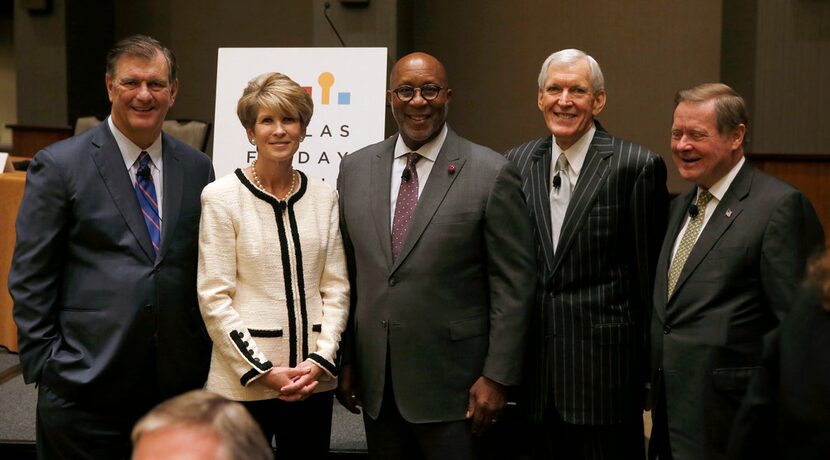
[505, 49, 669, 459]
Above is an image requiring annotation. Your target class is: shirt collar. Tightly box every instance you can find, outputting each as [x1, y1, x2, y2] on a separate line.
[552, 124, 596, 177]
[703, 156, 745, 201]
[107, 116, 163, 171]
[394, 123, 449, 162]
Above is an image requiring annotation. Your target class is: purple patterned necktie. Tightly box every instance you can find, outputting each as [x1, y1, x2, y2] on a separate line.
[391, 152, 421, 259]
[135, 151, 161, 253]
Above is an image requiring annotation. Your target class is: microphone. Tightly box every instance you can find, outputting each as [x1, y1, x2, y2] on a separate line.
[401, 168, 411, 182]
[552, 172, 562, 190]
[137, 164, 152, 181]
[688, 205, 699, 218]
[323, 2, 347, 47]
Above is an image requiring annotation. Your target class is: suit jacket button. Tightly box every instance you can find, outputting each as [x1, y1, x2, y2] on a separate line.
[389, 277, 397, 286]
[663, 325, 671, 334]
[144, 304, 152, 312]
[381, 320, 388, 329]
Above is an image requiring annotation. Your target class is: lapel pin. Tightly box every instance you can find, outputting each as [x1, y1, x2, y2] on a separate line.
[448, 164, 456, 174]
[725, 209, 733, 218]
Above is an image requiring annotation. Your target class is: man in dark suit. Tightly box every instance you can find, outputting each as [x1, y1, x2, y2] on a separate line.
[504, 48, 669, 459]
[9, 35, 213, 459]
[336, 52, 536, 459]
[649, 83, 824, 459]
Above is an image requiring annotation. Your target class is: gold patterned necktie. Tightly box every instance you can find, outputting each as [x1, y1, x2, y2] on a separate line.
[667, 190, 714, 298]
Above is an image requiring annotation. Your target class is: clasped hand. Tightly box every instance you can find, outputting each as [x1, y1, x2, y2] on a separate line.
[262, 360, 322, 402]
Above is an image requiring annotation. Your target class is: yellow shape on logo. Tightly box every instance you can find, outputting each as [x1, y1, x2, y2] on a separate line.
[318, 72, 335, 105]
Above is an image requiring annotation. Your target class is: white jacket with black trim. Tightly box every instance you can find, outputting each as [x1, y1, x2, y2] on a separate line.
[197, 169, 349, 401]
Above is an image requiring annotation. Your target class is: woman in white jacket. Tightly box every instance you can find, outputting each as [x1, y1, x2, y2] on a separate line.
[197, 72, 349, 456]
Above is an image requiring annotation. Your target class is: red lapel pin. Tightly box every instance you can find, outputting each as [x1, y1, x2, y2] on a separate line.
[448, 164, 456, 174]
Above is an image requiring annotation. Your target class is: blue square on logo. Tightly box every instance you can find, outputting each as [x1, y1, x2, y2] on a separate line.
[338, 92, 351, 105]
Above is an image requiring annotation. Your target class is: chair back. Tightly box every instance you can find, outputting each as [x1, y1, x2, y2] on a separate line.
[162, 119, 211, 152]
[74, 116, 103, 135]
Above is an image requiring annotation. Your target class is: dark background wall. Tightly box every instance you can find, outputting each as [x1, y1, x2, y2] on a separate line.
[8, 0, 830, 193]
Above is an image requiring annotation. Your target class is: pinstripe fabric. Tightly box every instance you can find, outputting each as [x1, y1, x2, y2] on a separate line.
[505, 129, 669, 426]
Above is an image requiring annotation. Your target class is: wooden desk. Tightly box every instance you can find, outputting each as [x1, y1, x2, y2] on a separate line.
[0, 171, 26, 352]
[7, 124, 73, 158]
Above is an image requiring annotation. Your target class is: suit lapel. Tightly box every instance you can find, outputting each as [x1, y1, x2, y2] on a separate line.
[550, 131, 612, 276]
[392, 129, 466, 272]
[670, 163, 751, 299]
[370, 136, 396, 269]
[157, 134, 182, 266]
[529, 137, 555, 276]
[89, 124, 156, 261]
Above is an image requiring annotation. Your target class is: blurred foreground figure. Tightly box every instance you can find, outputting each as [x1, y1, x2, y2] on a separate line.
[727, 248, 830, 460]
[132, 390, 273, 460]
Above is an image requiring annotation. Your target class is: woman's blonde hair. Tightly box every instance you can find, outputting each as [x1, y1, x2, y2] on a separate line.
[237, 72, 313, 130]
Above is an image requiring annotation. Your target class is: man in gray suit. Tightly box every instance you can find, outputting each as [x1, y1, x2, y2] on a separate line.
[649, 83, 824, 459]
[336, 52, 536, 458]
[504, 49, 668, 459]
[10, 35, 213, 459]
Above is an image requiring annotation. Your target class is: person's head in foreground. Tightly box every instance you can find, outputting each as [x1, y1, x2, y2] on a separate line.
[132, 390, 273, 460]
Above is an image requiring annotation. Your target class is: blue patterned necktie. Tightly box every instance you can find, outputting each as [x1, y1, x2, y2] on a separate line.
[135, 151, 160, 253]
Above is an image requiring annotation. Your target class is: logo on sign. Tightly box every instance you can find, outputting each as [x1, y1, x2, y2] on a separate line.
[302, 72, 351, 105]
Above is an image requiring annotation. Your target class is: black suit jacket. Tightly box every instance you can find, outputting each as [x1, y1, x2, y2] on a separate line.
[650, 161, 824, 459]
[727, 286, 830, 460]
[9, 122, 214, 412]
[505, 129, 668, 424]
[338, 129, 536, 422]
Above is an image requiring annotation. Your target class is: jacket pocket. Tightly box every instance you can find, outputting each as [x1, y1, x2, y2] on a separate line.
[592, 322, 631, 345]
[712, 366, 761, 391]
[449, 315, 489, 341]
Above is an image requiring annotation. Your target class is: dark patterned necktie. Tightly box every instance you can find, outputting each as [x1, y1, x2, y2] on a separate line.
[667, 189, 714, 298]
[391, 152, 421, 259]
[135, 151, 160, 253]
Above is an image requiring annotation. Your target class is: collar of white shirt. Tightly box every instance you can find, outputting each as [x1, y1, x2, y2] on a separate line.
[702, 156, 745, 202]
[107, 116, 163, 173]
[393, 123, 448, 163]
[551, 124, 596, 184]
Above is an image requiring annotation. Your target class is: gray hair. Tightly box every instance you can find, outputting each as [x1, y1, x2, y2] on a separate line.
[537, 48, 604, 93]
[132, 390, 272, 460]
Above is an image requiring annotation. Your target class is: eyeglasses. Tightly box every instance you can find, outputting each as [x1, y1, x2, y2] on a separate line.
[391, 84, 444, 102]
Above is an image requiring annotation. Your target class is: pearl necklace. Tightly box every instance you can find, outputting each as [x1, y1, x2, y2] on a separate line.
[251, 159, 296, 201]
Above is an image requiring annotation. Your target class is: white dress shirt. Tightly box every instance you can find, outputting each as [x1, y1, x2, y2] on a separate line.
[389, 124, 448, 231]
[670, 156, 746, 260]
[108, 116, 164, 226]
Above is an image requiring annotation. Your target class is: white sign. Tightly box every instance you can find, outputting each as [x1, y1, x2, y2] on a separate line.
[213, 47, 387, 184]
[0, 152, 11, 173]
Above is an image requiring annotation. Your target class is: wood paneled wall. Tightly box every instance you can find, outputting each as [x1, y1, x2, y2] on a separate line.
[748, 153, 830, 244]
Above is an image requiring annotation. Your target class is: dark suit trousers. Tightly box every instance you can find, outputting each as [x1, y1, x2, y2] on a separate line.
[242, 390, 334, 457]
[532, 402, 645, 460]
[364, 365, 481, 460]
[36, 384, 147, 460]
